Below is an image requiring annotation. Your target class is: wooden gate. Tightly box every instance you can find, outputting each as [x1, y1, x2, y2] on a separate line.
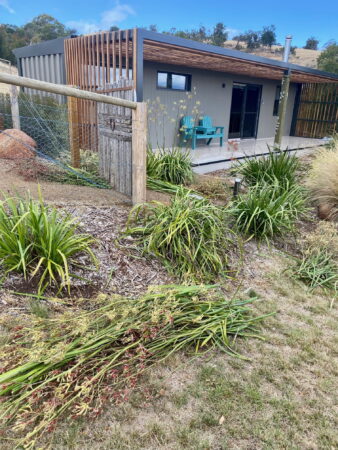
[294, 83, 338, 138]
[97, 79, 134, 197]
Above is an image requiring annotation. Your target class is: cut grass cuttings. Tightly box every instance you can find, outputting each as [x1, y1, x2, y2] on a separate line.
[0, 192, 97, 294]
[236, 150, 300, 188]
[147, 146, 193, 185]
[0, 284, 272, 447]
[228, 182, 307, 239]
[126, 187, 234, 281]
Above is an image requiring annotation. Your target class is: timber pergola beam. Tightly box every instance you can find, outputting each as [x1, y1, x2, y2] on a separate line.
[0, 72, 138, 109]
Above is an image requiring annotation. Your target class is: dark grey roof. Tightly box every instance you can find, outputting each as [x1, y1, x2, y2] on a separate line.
[138, 29, 338, 81]
[12, 29, 338, 81]
[13, 37, 69, 58]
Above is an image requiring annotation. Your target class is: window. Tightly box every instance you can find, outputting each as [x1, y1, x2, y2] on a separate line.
[157, 71, 191, 91]
[273, 85, 281, 116]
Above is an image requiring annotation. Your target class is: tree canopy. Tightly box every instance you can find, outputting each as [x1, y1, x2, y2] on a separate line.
[260, 25, 277, 48]
[211, 23, 228, 46]
[0, 15, 75, 64]
[233, 25, 277, 51]
[304, 37, 319, 50]
[317, 43, 338, 74]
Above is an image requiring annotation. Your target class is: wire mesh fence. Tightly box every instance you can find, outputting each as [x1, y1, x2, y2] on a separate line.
[0, 75, 143, 198]
[0, 88, 109, 190]
[0, 67, 147, 203]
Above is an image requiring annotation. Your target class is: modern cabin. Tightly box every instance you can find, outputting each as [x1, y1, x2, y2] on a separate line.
[13, 28, 338, 156]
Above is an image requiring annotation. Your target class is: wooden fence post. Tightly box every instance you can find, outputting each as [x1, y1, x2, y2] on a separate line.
[10, 84, 20, 130]
[132, 102, 147, 204]
[67, 93, 81, 168]
[274, 70, 291, 148]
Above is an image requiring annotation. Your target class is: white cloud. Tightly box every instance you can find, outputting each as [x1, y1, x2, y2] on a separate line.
[101, 4, 135, 28]
[0, 0, 15, 13]
[227, 28, 242, 39]
[67, 3, 135, 35]
[66, 20, 100, 34]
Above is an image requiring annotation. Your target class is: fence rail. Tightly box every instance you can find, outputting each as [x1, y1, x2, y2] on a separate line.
[0, 71, 146, 204]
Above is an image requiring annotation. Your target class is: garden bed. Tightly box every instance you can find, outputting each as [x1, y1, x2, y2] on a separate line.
[0, 144, 337, 449]
[0, 203, 173, 314]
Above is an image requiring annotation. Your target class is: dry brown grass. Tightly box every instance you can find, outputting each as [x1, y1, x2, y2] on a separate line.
[306, 140, 338, 220]
[224, 41, 321, 68]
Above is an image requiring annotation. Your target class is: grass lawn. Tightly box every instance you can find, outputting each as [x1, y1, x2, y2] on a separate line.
[37, 248, 338, 449]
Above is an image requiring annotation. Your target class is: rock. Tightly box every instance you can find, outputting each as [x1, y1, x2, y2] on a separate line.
[0, 129, 36, 159]
[317, 203, 333, 220]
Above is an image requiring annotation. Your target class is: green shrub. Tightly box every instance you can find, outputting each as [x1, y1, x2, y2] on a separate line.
[147, 146, 193, 185]
[0, 193, 96, 293]
[236, 150, 300, 188]
[127, 187, 233, 281]
[228, 182, 306, 239]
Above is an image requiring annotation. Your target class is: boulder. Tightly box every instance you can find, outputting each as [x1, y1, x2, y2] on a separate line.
[317, 203, 333, 220]
[0, 129, 36, 159]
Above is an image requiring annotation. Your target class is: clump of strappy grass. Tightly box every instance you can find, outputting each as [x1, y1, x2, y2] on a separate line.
[292, 222, 338, 293]
[147, 146, 193, 185]
[0, 192, 96, 294]
[126, 187, 234, 281]
[228, 182, 307, 239]
[236, 149, 300, 189]
[293, 251, 338, 292]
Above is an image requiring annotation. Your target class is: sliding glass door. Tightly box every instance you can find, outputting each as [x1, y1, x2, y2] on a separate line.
[229, 83, 262, 139]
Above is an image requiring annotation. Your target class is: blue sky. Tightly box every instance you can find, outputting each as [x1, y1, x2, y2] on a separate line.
[0, 0, 337, 48]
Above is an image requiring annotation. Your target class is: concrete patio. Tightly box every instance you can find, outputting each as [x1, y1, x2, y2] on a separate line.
[190, 136, 325, 174]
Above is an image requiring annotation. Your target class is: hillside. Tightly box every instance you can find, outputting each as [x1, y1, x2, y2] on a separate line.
[224, 40, 321, 68]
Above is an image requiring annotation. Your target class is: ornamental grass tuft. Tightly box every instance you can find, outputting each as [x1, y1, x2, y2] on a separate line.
[305, 139, 338, 220]
[0, 192, 96, 293]
[127, 187, 234, 281]
[236, 149, 300, 188]
[228, 182, 307, 239]
[147, 146, 193, 185]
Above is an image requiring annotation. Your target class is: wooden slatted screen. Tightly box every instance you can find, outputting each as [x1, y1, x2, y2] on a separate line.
[64, 29, 135, 151]
[294, 83, 338, 138]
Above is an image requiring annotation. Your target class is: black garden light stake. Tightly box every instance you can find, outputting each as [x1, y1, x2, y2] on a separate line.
[233, 177, 242, 197]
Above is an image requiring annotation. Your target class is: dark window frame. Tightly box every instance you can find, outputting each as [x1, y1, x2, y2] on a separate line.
[156, 70, 192, 91]
[273, 85, 281, 116]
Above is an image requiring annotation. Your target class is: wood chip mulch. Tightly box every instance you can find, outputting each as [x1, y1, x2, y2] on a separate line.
[0, 204, 173, 311]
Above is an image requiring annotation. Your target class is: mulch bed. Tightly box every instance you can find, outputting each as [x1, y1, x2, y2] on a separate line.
[0, 204, 173, 312]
